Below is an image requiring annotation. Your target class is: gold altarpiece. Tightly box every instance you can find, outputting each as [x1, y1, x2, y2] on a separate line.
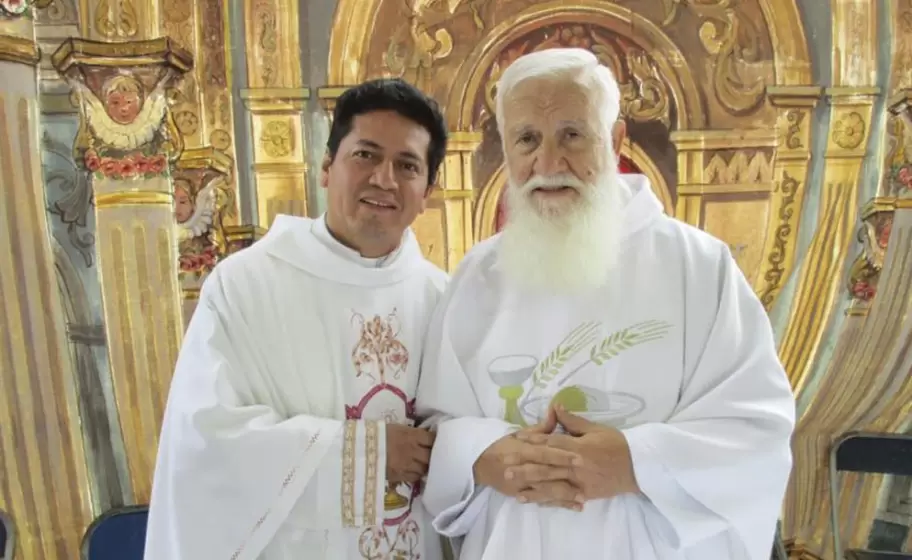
[0, 0, 911, 559]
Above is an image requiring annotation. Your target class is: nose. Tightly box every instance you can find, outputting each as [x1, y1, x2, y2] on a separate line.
[369, 159, 398, 191]
[533, 140, 569, 177]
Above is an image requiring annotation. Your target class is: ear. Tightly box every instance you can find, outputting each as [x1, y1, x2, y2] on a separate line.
[611, 120, 627, 157]
[320, 153, 332, 189]
[419, 181, 436, 213]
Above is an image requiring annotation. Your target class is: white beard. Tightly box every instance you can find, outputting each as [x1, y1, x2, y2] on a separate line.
[498, 167, 627, 295]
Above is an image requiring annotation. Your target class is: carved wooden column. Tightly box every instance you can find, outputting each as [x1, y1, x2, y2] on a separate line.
[173, 146, 235, 325]
[240, 0, 309, 227]
[426, 130, 480, 272]
[671, 129, 778, 279]
[757, 87, 823, 310]
[159, 0, 240, 209]
[0, 4, 92, 559]
[52, 38, 191, 504]
[781, 2, 886, 557]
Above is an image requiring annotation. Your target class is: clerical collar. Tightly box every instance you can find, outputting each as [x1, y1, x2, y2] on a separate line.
[312, 214, 402, 269]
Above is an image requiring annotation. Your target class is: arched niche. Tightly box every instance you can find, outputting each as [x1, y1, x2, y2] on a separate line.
[327, 0, 812, 94]
[475, 144, 672, 242]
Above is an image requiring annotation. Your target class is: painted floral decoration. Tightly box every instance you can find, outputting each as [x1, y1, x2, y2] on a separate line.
[84, 149, 168, 180]
[0, 0, 30, 16]
[878, 219, 893, 249]
[891, 164, 912, 193]
[851, 281, 876, 301]
[179, 244, 218, 274]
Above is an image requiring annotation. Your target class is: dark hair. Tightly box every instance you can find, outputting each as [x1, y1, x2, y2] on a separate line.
[326, 78, 448, 185]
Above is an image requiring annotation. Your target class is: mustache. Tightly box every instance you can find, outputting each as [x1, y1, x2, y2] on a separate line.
[517, 173, 589, 193]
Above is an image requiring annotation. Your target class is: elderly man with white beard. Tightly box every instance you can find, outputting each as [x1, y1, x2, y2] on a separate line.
[415, 48, 796, 560]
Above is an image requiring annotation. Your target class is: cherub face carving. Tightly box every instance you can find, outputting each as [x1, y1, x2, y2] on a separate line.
[103, 75, 145, 125]
[173, 180, 194, 224]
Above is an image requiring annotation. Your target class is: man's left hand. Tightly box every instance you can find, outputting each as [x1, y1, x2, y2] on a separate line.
[512, 405, 640, 503]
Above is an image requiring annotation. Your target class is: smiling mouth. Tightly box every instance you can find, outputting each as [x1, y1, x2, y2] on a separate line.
[532, 186, 576, 194]
[360, 198, 398, 210]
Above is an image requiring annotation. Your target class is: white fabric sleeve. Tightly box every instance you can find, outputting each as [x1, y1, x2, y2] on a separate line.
[143, 271, 385, 560]
[416, 262, 515, 537]
[621, 245, 795, 560]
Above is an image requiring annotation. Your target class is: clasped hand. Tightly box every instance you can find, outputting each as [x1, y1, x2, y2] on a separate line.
[474, 405, 639, 511]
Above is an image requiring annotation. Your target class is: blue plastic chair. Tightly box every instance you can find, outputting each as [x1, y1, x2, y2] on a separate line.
[0, 509, 13, 560]
[81, 505, 148, 560]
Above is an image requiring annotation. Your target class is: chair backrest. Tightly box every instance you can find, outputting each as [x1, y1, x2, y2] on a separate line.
[832, 432, 912, 476]
[81, 506, 149, 560]
[0, 509, 13, 560]
[830, 432, 912, 560]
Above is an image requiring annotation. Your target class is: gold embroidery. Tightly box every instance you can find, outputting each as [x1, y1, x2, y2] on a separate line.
[342, 420, 358, 527]
[363, 420, 380, 525]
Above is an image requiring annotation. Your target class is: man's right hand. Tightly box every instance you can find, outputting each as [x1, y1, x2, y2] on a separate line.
[386, 424, 435, 484]
[473, 420, 585, 511]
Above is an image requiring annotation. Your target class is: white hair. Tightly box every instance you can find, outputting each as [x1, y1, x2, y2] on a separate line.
[494, 48, 622, 139]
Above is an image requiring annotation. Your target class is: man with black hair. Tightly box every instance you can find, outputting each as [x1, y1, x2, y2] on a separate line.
[144, 78, 449, 560]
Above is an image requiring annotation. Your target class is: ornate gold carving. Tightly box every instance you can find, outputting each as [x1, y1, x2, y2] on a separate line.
[92, 0, 138, 39]
[260, 119, 294, 158]
[52, 38, 192, 168]
[785, 110, 805, 149]
[663, 0, 765, 115]
[703, 150, 774, 184]
[847, 198, 895, 311]
[383, 0, 454, 92]
[832, 111, 866, 150]
[759, 171, 799, 307]
[480, 24, 671, 127]
[253, 0, 278, 87]
[0, 34, 39, 65]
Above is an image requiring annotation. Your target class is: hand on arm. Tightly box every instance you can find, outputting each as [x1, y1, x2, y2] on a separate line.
[386, 424, 436, 484]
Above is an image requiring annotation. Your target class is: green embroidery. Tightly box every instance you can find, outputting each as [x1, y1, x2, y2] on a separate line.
[531, 322, 600, 389]
[588, 320, 672, 366]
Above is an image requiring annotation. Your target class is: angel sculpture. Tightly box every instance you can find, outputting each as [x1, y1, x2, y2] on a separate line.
[78, 73, 168, 151]
[174, 178, 217, 240]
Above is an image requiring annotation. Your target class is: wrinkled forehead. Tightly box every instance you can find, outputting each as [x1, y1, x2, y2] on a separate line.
[501, 77, 606, 133]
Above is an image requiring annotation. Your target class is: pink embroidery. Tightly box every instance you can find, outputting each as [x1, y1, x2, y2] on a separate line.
[351, 309, 410, 385]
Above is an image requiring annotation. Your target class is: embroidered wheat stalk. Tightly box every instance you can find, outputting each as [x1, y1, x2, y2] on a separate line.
[532, 321, 600, 389]
[555, 320, 672, 387]
[588, 320, 672, 366]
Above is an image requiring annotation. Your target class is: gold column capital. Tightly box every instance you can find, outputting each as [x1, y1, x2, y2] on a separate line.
[0, 3, 38, 66]
[0, 34, 38, 65]
[317, 86, 349, 114]
[51, 37, 192, 169]
[766, 85, 824, 108]
[240, 87, 310, 114]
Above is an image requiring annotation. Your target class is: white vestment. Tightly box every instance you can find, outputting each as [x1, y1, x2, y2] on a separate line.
[417, 175, 796, 560]
[145, 215, 448, 560]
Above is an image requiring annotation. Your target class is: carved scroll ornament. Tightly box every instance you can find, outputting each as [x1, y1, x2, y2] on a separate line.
[482, 24, 671, 127]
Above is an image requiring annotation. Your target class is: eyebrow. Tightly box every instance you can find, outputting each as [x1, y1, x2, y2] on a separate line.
[354, 139, 423, 162]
